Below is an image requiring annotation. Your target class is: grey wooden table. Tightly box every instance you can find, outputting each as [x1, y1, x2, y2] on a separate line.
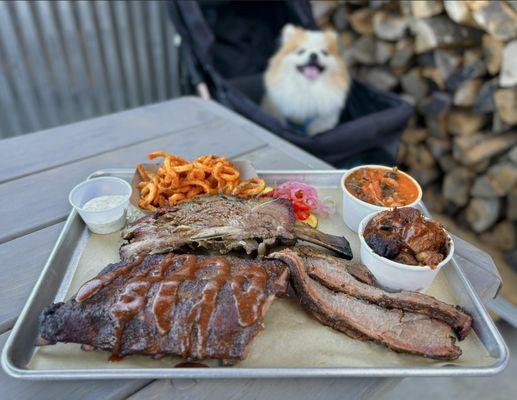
[0, 97, 399, 399]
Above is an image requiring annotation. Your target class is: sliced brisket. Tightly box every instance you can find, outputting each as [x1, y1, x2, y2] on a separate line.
[270, 247, 464, 360]
[298, 247, 472, 340]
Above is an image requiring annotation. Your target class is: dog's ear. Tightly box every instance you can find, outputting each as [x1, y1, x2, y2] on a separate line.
[281, 24, 299, 44]
[324, 29, 340, 54]
[324, 29, 338, 43]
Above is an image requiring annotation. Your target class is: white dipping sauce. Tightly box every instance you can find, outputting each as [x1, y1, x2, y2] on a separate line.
[82, 195, 128, 234]
[83, 195, 127, 212]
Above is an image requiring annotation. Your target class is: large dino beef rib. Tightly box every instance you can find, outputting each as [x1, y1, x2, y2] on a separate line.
[39, 253, 289, 362]
[120, 195, 352, 260]
[270, 246, 472, 360]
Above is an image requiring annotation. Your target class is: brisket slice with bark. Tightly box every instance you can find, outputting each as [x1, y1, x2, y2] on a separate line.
[39, 253, 289, 362]
[270, 247, 465, 360]
[120, 195, 352, 260]
[299, 246, 472, 340]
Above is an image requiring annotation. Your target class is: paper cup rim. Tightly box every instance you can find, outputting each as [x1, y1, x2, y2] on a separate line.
[341, 165, 422, 211]
[69, 177, 132, 213]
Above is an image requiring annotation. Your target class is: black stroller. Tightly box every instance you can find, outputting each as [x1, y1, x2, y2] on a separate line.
[167, 0, 413, 167]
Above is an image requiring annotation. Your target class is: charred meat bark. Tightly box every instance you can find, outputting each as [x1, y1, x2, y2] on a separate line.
[120, 195, 352, 260]
[270, 247, 466, 360]
[364, 207, 449, 267]
[297, 247, 471, 340]
[39, 253, 289, 362]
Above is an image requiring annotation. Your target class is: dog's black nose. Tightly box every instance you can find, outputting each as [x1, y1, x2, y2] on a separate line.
[309, 52, 318, 62]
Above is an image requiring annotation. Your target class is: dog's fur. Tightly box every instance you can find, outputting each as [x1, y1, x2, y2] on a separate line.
[262, 24, 349, 136]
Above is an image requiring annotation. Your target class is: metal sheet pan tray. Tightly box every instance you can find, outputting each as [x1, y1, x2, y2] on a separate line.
[2, 169, 508, 380]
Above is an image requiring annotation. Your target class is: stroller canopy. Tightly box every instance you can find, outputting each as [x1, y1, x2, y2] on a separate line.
[169, 0, 316, 80]
[168, 0, 412, 167]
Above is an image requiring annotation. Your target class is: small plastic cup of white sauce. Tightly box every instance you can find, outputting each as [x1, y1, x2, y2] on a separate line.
[69, 177, 132, 234]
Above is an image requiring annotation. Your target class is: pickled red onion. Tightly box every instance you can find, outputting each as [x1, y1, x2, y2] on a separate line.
[271, 181, 329, 216]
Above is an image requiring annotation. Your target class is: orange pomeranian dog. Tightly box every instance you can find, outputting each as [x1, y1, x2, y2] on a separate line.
[262, 24, 350, 136]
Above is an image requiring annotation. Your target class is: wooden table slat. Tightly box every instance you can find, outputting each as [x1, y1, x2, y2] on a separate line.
[0, 99, 215, 183]
[0, 332, 149, 400]
[0, 116, 265, 244]
[127, 375, 392, 400]
[235, 146, 316, 170]
[0, 223, 64, 333]
[193, 98, 330, 170]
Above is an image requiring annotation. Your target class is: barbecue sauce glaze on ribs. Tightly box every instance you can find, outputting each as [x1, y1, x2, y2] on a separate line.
[39, 253, 289, 362]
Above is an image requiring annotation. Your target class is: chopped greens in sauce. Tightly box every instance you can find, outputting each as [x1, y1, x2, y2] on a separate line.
[345, 167, 419, 207]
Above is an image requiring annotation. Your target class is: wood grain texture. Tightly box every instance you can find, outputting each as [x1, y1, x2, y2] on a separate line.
[0, 117, 264, 244]
[0, 99, 215, 183]
[194, 98, 331, 170]
[127, 376, 396, 400]
[0, 332, 149, 400]
[0, 223, 64, 333]
[235, 146, 317, 170]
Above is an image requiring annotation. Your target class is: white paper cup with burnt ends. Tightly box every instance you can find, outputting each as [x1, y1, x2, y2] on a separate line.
[341, 165, 422, 232]
[358, 211, 454, 292]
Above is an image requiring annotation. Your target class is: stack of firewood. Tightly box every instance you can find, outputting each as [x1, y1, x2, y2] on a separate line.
[314, 0, 517, 265]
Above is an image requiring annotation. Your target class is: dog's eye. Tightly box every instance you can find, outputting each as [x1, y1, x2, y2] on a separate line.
[297, 49, 306, 55]
[321, 50, 329, 56]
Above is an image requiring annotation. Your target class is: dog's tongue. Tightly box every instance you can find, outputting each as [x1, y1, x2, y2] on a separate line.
[303, 65, 320, 80]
